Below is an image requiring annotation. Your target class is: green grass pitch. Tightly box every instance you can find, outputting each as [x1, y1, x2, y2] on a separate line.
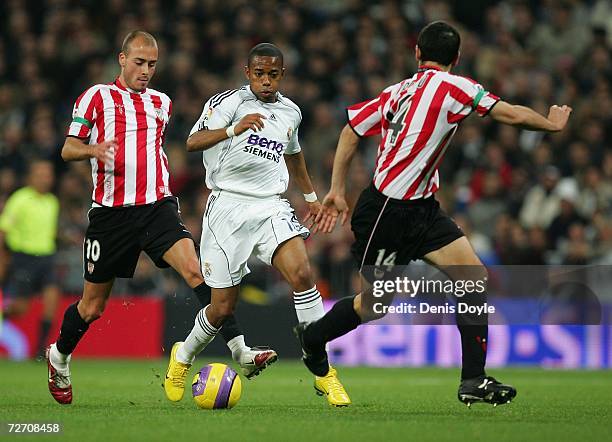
[1, 359, 610, 442]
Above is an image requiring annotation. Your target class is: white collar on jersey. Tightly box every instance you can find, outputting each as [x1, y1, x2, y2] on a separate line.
[246, 85, 280, 103]
[113, 78, 146, 94]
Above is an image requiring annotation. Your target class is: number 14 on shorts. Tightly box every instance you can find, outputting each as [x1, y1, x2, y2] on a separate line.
[375, 249, 397, 271]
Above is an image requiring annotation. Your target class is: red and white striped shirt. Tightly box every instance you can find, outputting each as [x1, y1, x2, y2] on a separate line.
[347, 65, 499, 200]
[67, 78, 173, 207]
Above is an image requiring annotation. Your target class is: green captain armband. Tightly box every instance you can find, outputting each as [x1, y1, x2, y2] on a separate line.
[472, 89, 485, 111]
[73, 117, 93, 129]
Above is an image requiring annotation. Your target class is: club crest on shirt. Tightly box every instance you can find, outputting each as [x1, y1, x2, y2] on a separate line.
[87, 261, 95, 274]
[203, 261, 212, 278]
[115, 103, 125, 115]
[154, 107, 164, 120]
[197, 108, 213, 131]
[287, 126, 293, 141]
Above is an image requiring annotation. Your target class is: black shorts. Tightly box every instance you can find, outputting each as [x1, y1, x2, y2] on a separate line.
[83, 196, 194, 283]
[5, 252, 58, 298]
[351, 183, 464, 277]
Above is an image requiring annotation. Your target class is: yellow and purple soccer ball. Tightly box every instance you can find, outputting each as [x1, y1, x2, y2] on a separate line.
[191, 363, 242, 409]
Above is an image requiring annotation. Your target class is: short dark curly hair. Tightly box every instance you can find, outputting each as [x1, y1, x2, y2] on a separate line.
[417, 21, 460, 66]
[248, 43, 284, 67]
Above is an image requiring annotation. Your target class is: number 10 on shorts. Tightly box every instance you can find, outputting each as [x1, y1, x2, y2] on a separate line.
[85, 238, 101, 262]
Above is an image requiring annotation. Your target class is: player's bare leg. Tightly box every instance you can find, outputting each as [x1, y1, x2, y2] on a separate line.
[162, 238, 277, 379]
[77, 280, 115, 322]
[162, 238, 204, 289]
[424, 237, 517, 407]
[47, 280, 114, 405]
[207, 286, 240, 327]
[423, 236, 482, 266]
[275, 237, 351, 407]
[272, 237, 316, 292]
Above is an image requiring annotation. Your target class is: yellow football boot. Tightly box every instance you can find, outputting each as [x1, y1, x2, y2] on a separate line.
[164, 342, 191, 402]
[314, 366, 351, 407]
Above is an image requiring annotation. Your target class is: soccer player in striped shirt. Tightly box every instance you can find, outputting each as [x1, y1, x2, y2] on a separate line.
[45, 31, 275, 405]
[296, 21, 572, 407]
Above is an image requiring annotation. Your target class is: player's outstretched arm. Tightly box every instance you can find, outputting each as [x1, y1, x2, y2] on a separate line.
[186, 113, 266, 152]
[329, 124, 360, 194]
[315, 124, 360, 233]
[61, 136, 116, 165]
[489, 101, 572, 132]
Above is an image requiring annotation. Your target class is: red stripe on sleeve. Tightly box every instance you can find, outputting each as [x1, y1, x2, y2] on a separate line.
[448, 83, 473, 107]
[73, 88, 99, 138]
[82, 91, 98, 125]
[476, 93, 500, 116]
[447, 110, 468, 124]
[347, 98, 381, 135]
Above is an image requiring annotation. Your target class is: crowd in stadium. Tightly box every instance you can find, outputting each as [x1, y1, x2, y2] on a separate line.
[1, 0, 611, 300]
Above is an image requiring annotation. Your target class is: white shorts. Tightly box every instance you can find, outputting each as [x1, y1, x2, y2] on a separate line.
[200, 190, 310, 288]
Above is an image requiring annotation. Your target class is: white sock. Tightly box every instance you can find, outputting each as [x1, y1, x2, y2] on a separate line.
[227, 335, 248, 362]
[176, 305, 219, 365]
[293, 286, 325, 323]
[49, 343, 71, 374]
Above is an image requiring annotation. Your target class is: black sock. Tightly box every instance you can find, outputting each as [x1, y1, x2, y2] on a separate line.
[56, 302, 90, 355]
[193, 282, 242, 344]
[304, 296, 361, 348]
[457, 291, 488, 380]
[458, 325, 487, 380]
[37, 318, 52, 354]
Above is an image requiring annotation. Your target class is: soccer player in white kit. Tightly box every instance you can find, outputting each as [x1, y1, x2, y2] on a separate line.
[164, 44, 350, 407]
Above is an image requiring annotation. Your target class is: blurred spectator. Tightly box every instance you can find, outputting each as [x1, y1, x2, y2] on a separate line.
[469, 142, 512, 201]
[467, 172, 508, 239]
[528, 1, 591, 67]
[559, 223, 593, 265]
[547, 179, 588, 250]
[519, 166, 561, 229]
[592, 212, 612, 263]
[576, 166, 612, 218]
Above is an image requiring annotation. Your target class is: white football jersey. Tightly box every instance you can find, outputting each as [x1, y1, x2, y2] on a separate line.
[190, 85, 302, 198]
